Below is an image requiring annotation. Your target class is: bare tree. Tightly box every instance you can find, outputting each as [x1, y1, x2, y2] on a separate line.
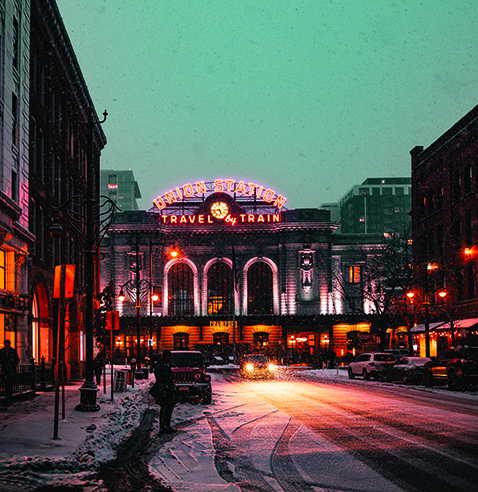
[331, 226, 414, 349]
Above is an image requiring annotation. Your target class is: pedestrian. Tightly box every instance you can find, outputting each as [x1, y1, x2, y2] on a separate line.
[153, 350, 177, 434]
[0, 340, 20, 404]
[93, 353, 104, 385]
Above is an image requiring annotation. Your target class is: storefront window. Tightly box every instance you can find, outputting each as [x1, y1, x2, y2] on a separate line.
[173, 332, 189, 349]
[253, 331, 269, 349]
[213, 332, 229, 345]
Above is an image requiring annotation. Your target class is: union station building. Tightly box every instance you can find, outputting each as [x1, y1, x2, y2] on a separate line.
[100, 179, 386, 363]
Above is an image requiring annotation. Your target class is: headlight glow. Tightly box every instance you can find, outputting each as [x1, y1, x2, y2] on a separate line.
[246, 363, 254, 371]
[268, 363, 275, 371]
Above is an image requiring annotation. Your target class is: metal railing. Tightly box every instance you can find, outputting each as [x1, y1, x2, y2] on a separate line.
[0, 358, 55, 401]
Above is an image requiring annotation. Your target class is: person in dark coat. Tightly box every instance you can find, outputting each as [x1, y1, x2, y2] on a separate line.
[0, 340, 20, 403]
[93, 353, 104, 385]
[154, 350, 177, 434]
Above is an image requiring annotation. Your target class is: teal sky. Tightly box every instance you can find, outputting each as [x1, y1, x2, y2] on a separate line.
[56, 0, 478, 210]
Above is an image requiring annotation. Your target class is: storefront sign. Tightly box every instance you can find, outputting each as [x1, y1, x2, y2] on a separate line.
[210, 321, 233, 329]
[153, 179, 287, 211]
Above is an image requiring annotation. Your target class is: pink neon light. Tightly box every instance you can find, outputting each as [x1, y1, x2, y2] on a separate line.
[152, 179, 287, 211]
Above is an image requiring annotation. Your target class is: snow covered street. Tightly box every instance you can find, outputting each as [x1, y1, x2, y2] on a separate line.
[0, 367, 477, 491]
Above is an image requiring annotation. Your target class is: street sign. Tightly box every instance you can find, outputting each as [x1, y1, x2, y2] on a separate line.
[53, 265, 76, 298]
[106, 311, 120, 331]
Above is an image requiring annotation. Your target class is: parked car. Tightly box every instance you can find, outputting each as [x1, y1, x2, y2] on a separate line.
[240, 354, 275, 379]
[424, 346, 478, 390]
[348, 353, 396, 380]
[383, 357, 431, 384]
[170, 350, 212, 403]
[384, 348, 411, 357]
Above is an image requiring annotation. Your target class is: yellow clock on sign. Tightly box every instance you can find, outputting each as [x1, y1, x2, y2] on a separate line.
[211, 201, 229, 219]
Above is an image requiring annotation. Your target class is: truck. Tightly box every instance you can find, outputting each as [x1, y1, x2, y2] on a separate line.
[170, 350, 212, 404]
[424, 346, 478, 390]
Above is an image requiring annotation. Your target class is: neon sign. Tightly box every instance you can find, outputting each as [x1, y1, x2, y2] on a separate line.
[160, 213, 281, 226]
[153, 179, 287, 211]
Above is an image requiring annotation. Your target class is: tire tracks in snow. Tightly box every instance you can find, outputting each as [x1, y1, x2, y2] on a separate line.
[206, 407, 317, 492]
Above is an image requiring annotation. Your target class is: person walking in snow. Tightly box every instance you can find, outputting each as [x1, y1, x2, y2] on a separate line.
[153, 350, 177, 434]
[0, 340, 19, 404]
[93, 353, 104, 385]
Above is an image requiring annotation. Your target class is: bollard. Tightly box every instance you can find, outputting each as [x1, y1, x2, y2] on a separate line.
[30, 357, 36, 392]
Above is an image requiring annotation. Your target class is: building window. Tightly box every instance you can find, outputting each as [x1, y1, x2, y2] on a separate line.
[0, 250, 5, 290]
[253, 332, 269, 349]
[348, 266, 361, 283]
[12, 93, 18, 147]
[207, 262, 233, 314]
[168, 263, 194, 315]
[427, 189, 434, 214]
[436, 184, 444, 210]
[11, 170, 18, 202]
[466, 263, 475, 299]
[465, 164, 473, 194]
[453, 171, 462, 201]
[13, 17, 19, 70]
[453, 218, 462, 250]
[173, 332, 189, 349]
[465, 211, 473, 246]
[247, 262, 273, 314]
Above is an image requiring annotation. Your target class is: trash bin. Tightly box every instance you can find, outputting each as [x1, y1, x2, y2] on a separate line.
[142, 367, 149, 379]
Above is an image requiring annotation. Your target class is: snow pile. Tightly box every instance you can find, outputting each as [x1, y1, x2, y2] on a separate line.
[0, 380, 155, 491]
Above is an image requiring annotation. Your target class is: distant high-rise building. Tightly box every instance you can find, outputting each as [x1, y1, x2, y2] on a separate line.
[337, 178, 411, 234]
[100, 170, 142, 211]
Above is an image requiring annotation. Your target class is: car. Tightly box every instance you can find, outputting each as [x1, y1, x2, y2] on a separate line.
[384, 348, 411, 357]
[348, 352, 396, 380]
[383, 357, 431, 384]
[170, 350, 212, 403]
[240, 354, 275, 379]
[424, 346, 478, 390]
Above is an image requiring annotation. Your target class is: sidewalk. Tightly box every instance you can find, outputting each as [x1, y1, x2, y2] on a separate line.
[0, 367, 152, 460]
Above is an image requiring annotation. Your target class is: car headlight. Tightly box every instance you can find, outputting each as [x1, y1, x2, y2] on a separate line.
[246, 364, 254, 372]
[268, 363, 275, 371]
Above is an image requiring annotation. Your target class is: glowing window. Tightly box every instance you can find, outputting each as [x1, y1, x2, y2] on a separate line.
[349, 266, 361, 284]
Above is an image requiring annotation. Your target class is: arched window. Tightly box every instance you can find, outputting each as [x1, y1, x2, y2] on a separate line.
[207, 263, 233, 314]
[173, 332, 189, 349]
[168, 263, 194, 315]
[247, 262, 273, 314]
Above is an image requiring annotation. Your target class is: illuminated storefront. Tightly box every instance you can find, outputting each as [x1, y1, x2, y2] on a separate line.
[101, 179, 384, 362]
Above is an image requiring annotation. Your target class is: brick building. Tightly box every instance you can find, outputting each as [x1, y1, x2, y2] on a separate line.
[411, 104, 478, 356]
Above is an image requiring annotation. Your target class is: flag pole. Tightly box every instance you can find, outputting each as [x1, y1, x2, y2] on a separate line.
[232, 245, 237, 363]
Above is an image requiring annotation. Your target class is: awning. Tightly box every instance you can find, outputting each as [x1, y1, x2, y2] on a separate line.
[436, 318, 478, 330]
[411, 322, 446, 333]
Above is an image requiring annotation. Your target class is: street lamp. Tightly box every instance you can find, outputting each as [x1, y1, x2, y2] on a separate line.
[50, 109, 119, 412]
[118, 238, 159, 375]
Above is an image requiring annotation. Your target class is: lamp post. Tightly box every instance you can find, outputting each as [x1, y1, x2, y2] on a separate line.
[406, 291, 415, 354]
[118, 238, 158, 374]
[50, 108, 118, 412]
